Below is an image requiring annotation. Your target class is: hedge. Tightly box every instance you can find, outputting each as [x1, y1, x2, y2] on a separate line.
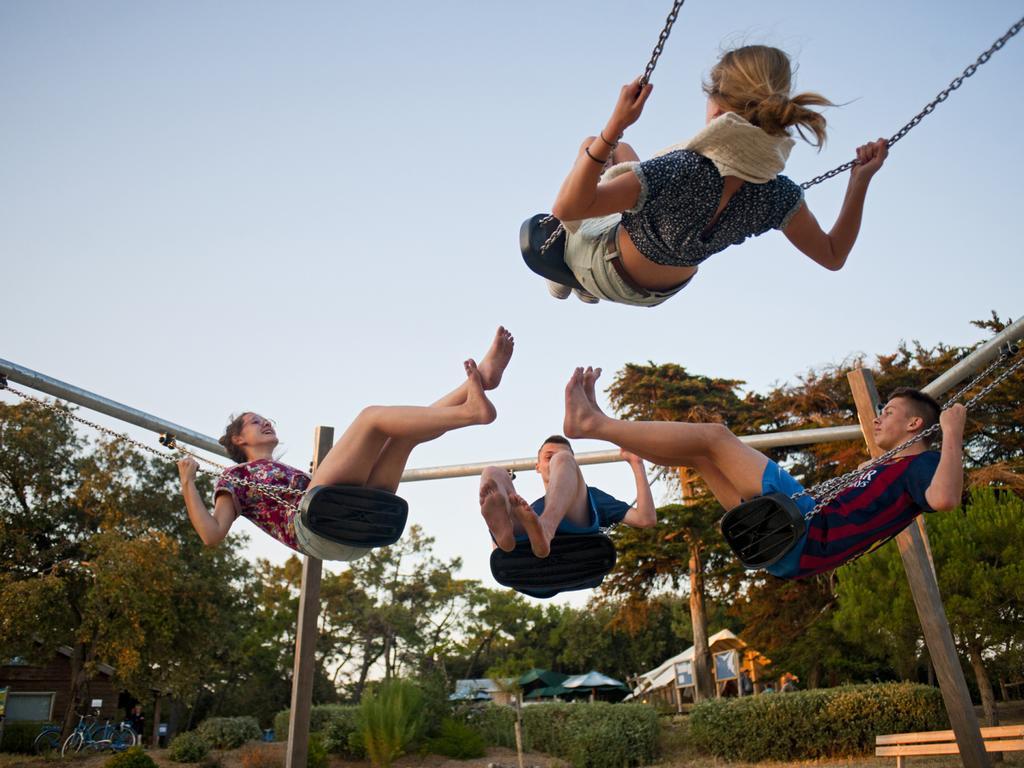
[460, 703, 659, 768]
[0, 721, 48, 753]
[105, 747, 159, 768]
[196, 717, 262, 749]
[168, 731, 211, 762]
[273, 704, 360, 743]
[689, 682, 948, 762]
[456, 704, 516, 749]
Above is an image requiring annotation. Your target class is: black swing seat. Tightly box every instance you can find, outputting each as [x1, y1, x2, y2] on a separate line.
[720, 493, 806, 569]
[490, 533, 616, 598]
[520, 213, 584, 291]
[300, 485, 408, 549]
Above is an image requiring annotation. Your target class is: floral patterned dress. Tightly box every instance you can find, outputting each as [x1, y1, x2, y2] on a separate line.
[214, 459, 310, 552]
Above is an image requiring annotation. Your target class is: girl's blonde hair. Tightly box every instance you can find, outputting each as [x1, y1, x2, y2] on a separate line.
[704, 45, 833, 147]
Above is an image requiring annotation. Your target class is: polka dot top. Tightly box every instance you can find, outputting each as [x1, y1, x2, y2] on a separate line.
[620, 150, 804, 268]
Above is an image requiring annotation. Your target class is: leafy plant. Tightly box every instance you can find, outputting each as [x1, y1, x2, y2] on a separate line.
[105, 747, 159, 768]
[426, 718, 486, 759]
[197, 717, 261, 749]
[168, 731, 211, 763]
[358, 679, 425, 768]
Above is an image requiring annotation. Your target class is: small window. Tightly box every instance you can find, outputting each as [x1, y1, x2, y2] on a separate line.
[6, 692, 55, 722]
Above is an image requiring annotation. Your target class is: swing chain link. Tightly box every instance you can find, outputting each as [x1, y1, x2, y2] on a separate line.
[801, 16, 1024, 190]
[795, 343, 1024, 519]
[538, 0, 687, 257]
[1, 382, 306, 513]
[640, 0, 686, 86]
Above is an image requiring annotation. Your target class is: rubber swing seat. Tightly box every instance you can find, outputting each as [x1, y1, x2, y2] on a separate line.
[300, 485, 408, 549]
[490, 533, 617, 598]
[520, 213, 584, 291]
[719, 493, 806, 569]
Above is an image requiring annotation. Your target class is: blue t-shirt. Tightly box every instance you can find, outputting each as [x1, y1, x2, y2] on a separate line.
[621, 150, 804, 268]
[530, 486, 631, 535]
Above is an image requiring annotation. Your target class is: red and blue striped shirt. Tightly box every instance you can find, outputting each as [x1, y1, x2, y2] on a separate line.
[796, 451, 940, 579]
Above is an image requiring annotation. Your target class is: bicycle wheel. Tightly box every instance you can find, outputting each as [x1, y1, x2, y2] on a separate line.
[33, 728, 62, 756]
[111, 725, 135, 752]
[61, 731, 84, 757]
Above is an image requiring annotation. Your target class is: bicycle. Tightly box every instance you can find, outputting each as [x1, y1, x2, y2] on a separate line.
[61, 712, 137, 755]
[31, 724, 62, 756]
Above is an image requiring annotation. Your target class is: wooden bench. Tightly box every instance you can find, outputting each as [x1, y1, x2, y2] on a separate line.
[876, 725, 1024, 766]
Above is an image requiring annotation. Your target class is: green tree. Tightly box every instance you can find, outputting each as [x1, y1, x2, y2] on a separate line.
[833, 488, 1024, 724]
[606, 363, 762, 700]
[0, 399, 254, 730]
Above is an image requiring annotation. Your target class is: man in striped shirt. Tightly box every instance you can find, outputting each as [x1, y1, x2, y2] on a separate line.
[562, 366, 967, 579]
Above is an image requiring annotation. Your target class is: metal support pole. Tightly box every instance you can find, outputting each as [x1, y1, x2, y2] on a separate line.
[0, 358, 227, 457]
[848, 369, 989, 768]
[285, 426, 332, 768]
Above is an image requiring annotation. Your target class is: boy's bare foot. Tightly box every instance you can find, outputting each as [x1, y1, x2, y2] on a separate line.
[563, 367, 602, 439]
[463, 359, 497, 425]
[510, 493, 550, 558]
[478, 326, 515, 391]
[480, 480, 515, 551]
[582, 366, 604, 411]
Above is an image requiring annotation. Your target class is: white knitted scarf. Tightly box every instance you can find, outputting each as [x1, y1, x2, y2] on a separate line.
[655, 111, 794, 183]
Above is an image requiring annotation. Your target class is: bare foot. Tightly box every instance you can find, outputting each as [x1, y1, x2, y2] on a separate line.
[480, 479, 515, 551]
[563, 367, 602, 439]
[477, 326, 515, 391]
[582, 366, 604, 411]
[463, 359, 497, 425]
[510, 493, 550, 558]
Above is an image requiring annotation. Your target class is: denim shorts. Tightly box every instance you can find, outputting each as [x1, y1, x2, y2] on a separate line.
[760, 461, 815, 579]
[563, 215, 690, 308]
[294, 511, 371, 562]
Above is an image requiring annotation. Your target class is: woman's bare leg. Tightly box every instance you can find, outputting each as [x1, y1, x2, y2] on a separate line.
[563, 367, 768, 501]
[311, 360, 494, 488]
[361, 327, 515, 492]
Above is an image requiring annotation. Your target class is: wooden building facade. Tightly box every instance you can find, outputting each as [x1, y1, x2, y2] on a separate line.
[0, 647, 121, 723]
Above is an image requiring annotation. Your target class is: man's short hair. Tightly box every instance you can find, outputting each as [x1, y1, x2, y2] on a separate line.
[538, 435, 574, 455]
[888, 387, 941, 432]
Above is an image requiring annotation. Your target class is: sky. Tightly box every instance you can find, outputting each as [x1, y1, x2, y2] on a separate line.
[2, 1, 1022, 605]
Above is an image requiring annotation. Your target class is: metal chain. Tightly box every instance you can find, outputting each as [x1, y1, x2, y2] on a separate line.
[796, 344, 1024, 519]
[538, 0, 687, 257]
[801, 16, 1024, 190]
[0, 381, 305, 514]
[640, 0, 686, 86]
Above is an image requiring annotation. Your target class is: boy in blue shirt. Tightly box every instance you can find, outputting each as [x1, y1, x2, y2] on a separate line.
[479, 435, 656, 557]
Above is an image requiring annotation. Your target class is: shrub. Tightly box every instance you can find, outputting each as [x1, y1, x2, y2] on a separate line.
[105, 747, 158, 768]
[462, 703, 658, 768]
[454, 704, 515, 749]
[197, 717, 262, 750]
[521, 702, 568, 754]
[320, 707, 364, 757]
[306, 732, 329, 768]
[359, 679, 425, 768]
[168, 731, 210, 763]
[689, 682, 947, 762]
[426, 718, 487, 759]
[563, 703, 659, 768]
[273, 704, 360, 743]
[0, 721, 47, 753]
[238, 744, 282, 768]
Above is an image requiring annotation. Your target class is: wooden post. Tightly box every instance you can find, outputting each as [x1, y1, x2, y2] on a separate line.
[513, 694, 525, 768]
[285, 426, 334, 768]
[847, 369, 988, 768]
